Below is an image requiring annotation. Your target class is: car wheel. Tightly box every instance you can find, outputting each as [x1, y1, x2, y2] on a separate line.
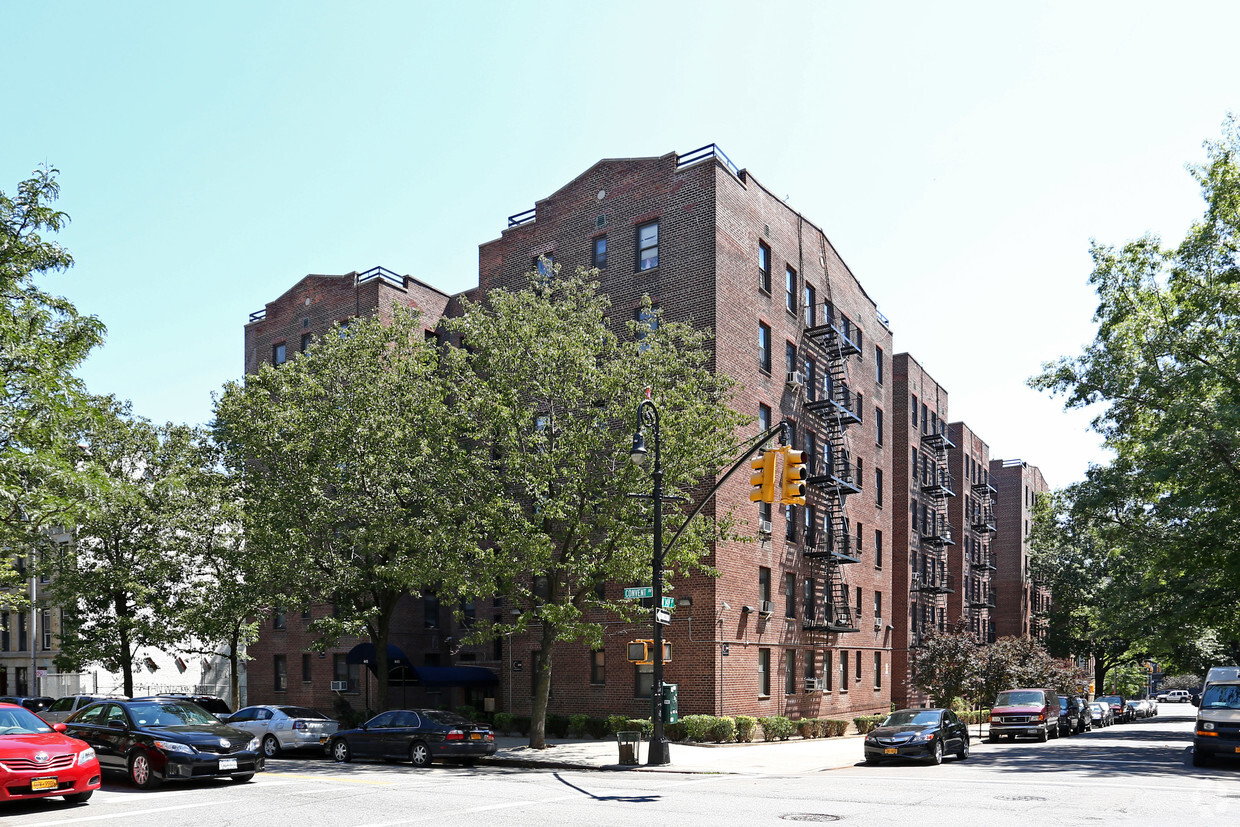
[129, 751, 160, 790]
[230, 773, 255, 783]
[957, 737, 970, 760]
[63, 790, 93, 804]
[864, 755, 880, 764]
[1038, 728, 1048, 742]
[986, 734, 998, 744]
[263, 734, 281, 759]
[331, 739, 351, 763]
[1192, 749, 1209, 767]
[410, 741, 432, 768]
[927, 740, 943, 765]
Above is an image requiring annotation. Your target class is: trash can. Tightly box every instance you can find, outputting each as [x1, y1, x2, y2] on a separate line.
[617, 730, 642, 765]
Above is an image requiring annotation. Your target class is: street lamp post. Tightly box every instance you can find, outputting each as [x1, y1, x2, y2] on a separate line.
[630, 395, 671, 766]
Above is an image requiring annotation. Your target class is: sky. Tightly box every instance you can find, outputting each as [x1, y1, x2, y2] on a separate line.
[3, 0, 1237, 490]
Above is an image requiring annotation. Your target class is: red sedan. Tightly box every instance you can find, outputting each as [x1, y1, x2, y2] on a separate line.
[0, 702, 100, 804]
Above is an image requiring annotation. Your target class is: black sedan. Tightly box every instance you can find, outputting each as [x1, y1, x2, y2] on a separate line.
[329, 709, 495, 767]
[63, 698, 263, 788]
[863, 708, 970, 765]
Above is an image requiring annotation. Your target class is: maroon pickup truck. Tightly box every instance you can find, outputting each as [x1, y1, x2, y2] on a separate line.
[988, 688, 1061, 742]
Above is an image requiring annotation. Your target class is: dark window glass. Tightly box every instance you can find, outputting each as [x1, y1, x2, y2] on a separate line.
[274, 655, 287, 692]
[592, 236, 607, 268]
[804, 284, 816, 327]
[759, 323, 771, 373]
[875, 346, 884, 384]
[758, 648, 770, 696]
[785, 573, 796, 617]
[785, 650, 796, 695]
[302, 653, 312, 682]
[758, 241, 771, 292]
[272, 343, 287, 365]
[590, 650, 605, 684]
[876, 407, 883, 446]
[637, 221, 659, 270]
[785, 266, 797, 313]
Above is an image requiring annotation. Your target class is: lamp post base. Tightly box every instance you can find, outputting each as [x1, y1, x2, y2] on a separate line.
[647, 737, 671, 766]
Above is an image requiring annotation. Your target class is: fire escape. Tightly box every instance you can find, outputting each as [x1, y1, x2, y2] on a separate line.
[799, 258, 862, 635]
[967, 471, 998, 643]
[913, 415, 954, 641]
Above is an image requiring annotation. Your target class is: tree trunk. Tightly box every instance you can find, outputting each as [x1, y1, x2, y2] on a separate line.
[116, 593, 133, 697]
[529, 621, 556, 749]
[228, 625, 242, 711]
[368, 593, 399, 713]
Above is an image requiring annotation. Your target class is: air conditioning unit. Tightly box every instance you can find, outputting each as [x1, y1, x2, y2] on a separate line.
[805, 677, 821, 691]
[874, 617, 883, 630]
[758, 519, 772, 537]
[785, 370, 804, 388]
[330, 681, 348, 692]
[759, 600, 775, 616]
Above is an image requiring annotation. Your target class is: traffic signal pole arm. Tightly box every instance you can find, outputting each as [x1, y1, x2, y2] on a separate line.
[662, 420, 789, 559]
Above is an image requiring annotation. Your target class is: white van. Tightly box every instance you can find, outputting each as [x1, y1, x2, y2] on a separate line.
[1192, 666, 1240, 767]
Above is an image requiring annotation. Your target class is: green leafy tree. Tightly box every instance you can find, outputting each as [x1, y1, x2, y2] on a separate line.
[214, 307, 476, 711]
[0, 167, 104, 607]
[44, 398, 203, 696]
[1103, 663, 1148, 697]
[1032, 117, 1240, 660]
[910, 627, 981, 707]
[975, 636, 1087, 703]
[442, 267, 745, 749]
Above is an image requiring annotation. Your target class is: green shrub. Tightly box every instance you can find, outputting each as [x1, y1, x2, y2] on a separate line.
[568, 714, 590, 737]
[547, 714, 570, 738]
[455, 704, 479, 722]
[853, 714, 885, 735]
[822, 719, 849, 737]
[493, 712, 515, 735]
[797, 719, 816, 738]
[711, 716, 737, 743]
[626, 718, 654, 738]
[513, 715, 531, 735]
[585, 716, 609, 739]
[734, 715, 757, 743]
[605, 714, 630, 736]
[758, 716, 795, 741]
[681, 714, 715, 742]
[664, 721, 687, 742]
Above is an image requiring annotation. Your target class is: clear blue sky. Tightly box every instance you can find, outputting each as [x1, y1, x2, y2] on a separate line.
[4, 0, 1237, 489]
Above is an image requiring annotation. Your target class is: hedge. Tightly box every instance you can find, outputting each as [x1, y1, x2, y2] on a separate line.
[758, 716, 795, 741]
[734, 715, 757, 742]
[853, 714, 885, 735]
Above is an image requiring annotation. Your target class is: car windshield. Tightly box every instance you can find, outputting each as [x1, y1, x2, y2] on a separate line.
[128, 702, 218, 727]
[0, 706, 53, 734]
[277, 706, 329, 720]
[996, 691, 1044, 706]
[1200, 684, 1240, 710]
[421, 710, 474, 726]
[882, 710, 941, 727]
[1100, 696, 1122, 705]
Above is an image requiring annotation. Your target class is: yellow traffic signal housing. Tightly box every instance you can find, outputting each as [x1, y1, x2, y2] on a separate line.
[626, 640, 672, 664]
[749, 450, 776, 503]
[780, 448, 808, 505]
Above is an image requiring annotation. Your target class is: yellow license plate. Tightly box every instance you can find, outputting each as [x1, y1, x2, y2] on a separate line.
[883, 748, 897, 755]
[31, 777, 57, 791]
[470, 733, 482, 740]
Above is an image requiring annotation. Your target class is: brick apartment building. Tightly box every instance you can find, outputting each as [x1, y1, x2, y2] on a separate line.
[989, 459, 1050, 640]
[242, 145, 1048, 718]
[946, 422, 997, 646]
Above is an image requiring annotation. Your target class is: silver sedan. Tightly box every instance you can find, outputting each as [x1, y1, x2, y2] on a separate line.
[224, 705, 340, 758]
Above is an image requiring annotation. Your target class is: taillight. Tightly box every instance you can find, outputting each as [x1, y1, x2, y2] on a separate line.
[446, 729, 465, 741]
[293, 721, 306, 730]
[485, 732, 493, 741]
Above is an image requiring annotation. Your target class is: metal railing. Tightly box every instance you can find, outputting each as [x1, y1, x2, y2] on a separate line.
[507, 207, 536, 227]
[676, 143, 740, 178]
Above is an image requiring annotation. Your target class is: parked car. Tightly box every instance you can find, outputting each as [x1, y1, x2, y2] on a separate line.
[0, 696, 56, 714]
[1126, 699, 1148, 720]
[863, 708, 970, 765]
[1089, 701, 1113, 727]
[225, 705, 339, 758]
[43, 695, 128, 724]
[1099, 694, 1130, 723]
[989, 688, 1060, 742]
[0, 702, 100, 804]
[1166, 689, 1191, 703]
[1143, 698, 1158, 717]
[1192, 665, 1240, 767]
[1058, 695, 1091, 735]
[141, 693, 232, 720]
[63, 698, 262, 788]
[329, 708, 495, 767]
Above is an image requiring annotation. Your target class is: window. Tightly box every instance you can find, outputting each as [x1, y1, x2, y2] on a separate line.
[804, 650, 816, 692]
[758, 403, 771, 433]
[922, 403, 929, 433]
[300, 333, 311, 353]
[785, 573, 796, 618]
[592, 236, 607, 269]
[637, 221, 659, 270]
[856, 457, 863, 488]
[758, 648, 771, 696]
[533, 253, 555, 278]
[634, 305, 659, 348]
[334, 654, 360, 692]
[855, 650, 863, 683]
[874, 652, 883, 688]
[856, 522, 863, 557]
[839, 650, 848, 692]
[875, 591, 882, 619]
[1, 614, 8, 651]
[272, 343, 287, 365]
[804, 358, 816, 401]
[274, 655, 288, 692]
[875, 346, 884, 384]
[40, 609, 51, 650]
[804, 504, 816, 545]
[857, 392, 863, 422]
[758, 241, 771, 292]
[876, 407, 883, 446]
[912, 448, 918, 481]
[492, 620, 503, 662]
[759, 323, 771, 373]
[804, 577, 815, 622]
[302, 653, 313, 682]
[785, 502, 796, 541]
[855, 586, 862, 621]
[876, 469, 883, 507]
[785, 650, 796, 695]
[875, 529, 883, 569]
[759, 567, 771, 605]
[786, 341, 797, 376]
[911, 394, 918, 427]
[785, 266, 797, 313]
[301, 607, 312, 622]
[824, 651, 833, 691]
[804, 283, 816, 327]
[590, 650, 605, 685]
[273, 609, 286, 631]
[423, 592, 440, 629]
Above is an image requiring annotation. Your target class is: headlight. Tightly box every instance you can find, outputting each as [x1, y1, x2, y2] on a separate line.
[247, 736, 261, 752]
[1203, 721, 1215, 731]
[153, 739, 194, 754]
[910, 732, 934, 743]
[77, 748, 96, 766]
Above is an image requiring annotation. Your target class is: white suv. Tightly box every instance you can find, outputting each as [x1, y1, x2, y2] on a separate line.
[1165, 689, 1190, 703]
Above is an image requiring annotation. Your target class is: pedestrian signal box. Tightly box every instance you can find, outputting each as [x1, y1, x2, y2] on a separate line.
[626, 640, 672, 664]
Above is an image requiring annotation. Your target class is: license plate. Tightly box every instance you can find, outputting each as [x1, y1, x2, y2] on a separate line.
[219, 758, 238, 770]
[883, 748, 897, 755]
[470, 732, 482, 740]
[31, 777, 57, 791]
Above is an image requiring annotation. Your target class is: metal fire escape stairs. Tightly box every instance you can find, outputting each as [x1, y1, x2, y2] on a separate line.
[913, 395, 955, 639]
[967, 473, 998, 637]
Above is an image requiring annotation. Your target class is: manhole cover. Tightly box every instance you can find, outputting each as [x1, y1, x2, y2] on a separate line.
[996, 795, 1046, 802]
[781, 816, 841, 823]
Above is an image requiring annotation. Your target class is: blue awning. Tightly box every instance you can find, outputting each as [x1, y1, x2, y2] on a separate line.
[344, 642, 412, 669]
[409, 666, 500, 687]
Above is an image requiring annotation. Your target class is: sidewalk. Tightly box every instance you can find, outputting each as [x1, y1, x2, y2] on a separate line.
[483, 724, 992, 775]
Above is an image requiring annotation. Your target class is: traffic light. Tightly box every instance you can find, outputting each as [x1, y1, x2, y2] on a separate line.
[627, 640, 671, 664]
[749, 450, 776, 503]
[780, 447, 807, 505]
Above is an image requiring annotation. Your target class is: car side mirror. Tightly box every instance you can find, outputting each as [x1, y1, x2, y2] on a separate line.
[52, 723, 67, 733]
[1191, 697, 1199, 707]
[108, 720, 126, 729]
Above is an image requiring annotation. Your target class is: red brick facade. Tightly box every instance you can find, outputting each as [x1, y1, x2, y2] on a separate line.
[989, 460, 1050, 640]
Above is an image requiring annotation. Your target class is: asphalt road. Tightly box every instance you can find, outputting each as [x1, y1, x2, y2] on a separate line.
[3, 706, 1233, 826]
